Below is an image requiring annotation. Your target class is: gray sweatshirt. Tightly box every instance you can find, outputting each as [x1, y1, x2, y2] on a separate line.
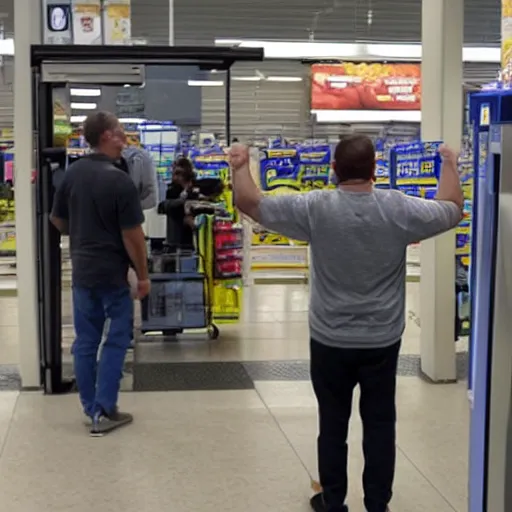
[122, 146, 158, 210]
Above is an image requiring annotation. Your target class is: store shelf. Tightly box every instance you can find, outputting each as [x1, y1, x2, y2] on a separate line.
[250, 244, 309, 271]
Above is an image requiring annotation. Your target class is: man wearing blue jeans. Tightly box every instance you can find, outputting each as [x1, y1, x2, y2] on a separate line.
[51, 111, 150, 437]
[230, 138, 463, 511]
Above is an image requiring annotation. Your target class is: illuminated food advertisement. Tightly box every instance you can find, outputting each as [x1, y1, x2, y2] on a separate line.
[311, 63, 421, 111]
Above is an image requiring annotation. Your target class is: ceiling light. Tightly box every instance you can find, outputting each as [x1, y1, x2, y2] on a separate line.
[214, 38, 501, 63]
[188, 80, 224, 87]
[312, 109, 421, 123]
[267, 76, 303, 82]
[215, 39, 243, 46]
[233, 76, 263, 81]
[70, 88, 101, 97]
[119, 118, 146, 124]
[71, 102, 97, 110]
[0, 39, 14, 56]
[70, 115, 86, 123]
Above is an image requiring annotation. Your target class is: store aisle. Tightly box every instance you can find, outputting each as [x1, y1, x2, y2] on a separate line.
[0, 377, 468, 512]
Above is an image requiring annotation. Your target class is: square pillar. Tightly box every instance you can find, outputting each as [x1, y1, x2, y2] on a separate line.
[419, 0, 463, 382]
[15, 0, 42, 388]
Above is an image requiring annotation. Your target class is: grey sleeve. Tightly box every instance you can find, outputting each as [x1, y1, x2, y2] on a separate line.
[258, 193, 312, 242]
[397, 194, 463, 245]
[137, 151, 158, 210]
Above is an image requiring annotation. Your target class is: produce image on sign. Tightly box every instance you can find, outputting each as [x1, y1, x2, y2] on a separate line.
[311, 63, 421, 111]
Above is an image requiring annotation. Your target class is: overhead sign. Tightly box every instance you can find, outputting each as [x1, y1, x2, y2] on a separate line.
[71, 0, 102, 45]
[42, 1, 72, 44]
[103, 0, 131, 45]
[311, 62, 421, 111]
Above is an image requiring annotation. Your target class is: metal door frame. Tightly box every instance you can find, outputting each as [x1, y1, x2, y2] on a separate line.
[31, 44, 264, 393]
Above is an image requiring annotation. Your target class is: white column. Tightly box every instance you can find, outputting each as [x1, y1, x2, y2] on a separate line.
[419, 0, 463, 382]
[14, 0, 41, 388]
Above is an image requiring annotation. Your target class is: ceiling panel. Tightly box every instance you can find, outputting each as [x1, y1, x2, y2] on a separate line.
[174, 0, 501, 46]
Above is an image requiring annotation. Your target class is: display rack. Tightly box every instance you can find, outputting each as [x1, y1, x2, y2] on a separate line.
[389, 139, 473, 334]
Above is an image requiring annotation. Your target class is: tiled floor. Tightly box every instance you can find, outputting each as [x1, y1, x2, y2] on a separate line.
[0, 379, 468, 512]
[0, 282, 469, 511]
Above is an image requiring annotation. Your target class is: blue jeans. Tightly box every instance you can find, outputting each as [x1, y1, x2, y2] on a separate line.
[72, 286, 133, 417]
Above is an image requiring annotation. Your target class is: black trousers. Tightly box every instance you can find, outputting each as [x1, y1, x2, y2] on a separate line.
[310, 339, 401, 512]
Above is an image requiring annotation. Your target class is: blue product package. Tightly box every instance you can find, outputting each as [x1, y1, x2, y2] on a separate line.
[298, 144, 331, 188]
[259, 147, 299, 191]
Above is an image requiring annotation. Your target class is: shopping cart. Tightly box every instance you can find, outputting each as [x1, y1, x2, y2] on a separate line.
[139, 249, 219, 340]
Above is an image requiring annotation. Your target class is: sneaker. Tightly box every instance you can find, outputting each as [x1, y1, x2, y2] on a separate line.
[90, 409, 133, 437]
[83, 414, 93, 426]
[310, 493, 349, 512]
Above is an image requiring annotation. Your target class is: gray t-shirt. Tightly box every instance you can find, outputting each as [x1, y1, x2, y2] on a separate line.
[259, 188, 461, 349]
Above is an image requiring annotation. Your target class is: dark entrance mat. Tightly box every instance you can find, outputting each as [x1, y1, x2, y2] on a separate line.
[133, 361, 254, 391]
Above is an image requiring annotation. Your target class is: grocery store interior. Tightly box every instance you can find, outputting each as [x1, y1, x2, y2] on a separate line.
[1, 0, 512, 511]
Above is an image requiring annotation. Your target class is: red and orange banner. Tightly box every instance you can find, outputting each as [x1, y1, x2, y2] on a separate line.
[311, 62, 421, 111]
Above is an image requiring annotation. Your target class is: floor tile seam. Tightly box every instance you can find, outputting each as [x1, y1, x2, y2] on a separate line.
[0, 391, 20, 463]
[253, 385, 315, 482]
[396, 443, 458, 511]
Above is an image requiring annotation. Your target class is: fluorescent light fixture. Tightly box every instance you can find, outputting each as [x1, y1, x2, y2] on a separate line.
[215, 39, 243, 46]
[312, 109, 421, 123]
[214, 38, 501, 63]
[70, 88, 101, 97]
[70, 115, 145, 124]
[266, 76, 303, 82]
[119, 118, 146, 124]
[71, 102, 97, 110]
[0, 39, 14, 56]
[463, 47, 501, 63]
[232, 76, 263, 81]
[188, 80, 224, 87]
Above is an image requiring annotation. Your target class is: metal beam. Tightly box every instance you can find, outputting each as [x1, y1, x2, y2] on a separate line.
[31, 44, 264, 67]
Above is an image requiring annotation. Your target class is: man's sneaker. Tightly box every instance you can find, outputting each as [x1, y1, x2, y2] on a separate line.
[90, 409, 133, 437]
[83, 414, 93, 426]
[310, 493, 349, 512]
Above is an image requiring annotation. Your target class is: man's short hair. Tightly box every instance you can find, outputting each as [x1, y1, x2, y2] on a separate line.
[82, 111, 119, 148]
[334, 135, 376, 183]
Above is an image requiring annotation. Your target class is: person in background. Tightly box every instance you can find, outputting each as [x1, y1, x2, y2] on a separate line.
[50, 111, 150, 437]
[158, 157, 199, 252]
[114, 145, 158, 210]
[229, 137, 463, 512]
[110, 145, 157, 351]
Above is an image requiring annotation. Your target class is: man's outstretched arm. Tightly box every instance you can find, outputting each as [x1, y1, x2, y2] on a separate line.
[229, 144, 263, 221]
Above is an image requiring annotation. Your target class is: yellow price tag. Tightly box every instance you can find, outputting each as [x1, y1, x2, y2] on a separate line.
[420, 161, 434, 176]
[480, 105, 490, 127]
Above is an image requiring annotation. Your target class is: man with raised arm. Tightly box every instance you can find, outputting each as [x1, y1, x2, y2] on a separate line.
[50, 111, 150, 437]
[229, 137, 462, 512]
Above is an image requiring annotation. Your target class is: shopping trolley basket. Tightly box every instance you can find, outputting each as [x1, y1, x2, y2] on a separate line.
[139, 249, 219, 340]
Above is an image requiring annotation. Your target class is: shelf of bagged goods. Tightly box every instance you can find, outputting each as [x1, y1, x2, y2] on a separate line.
[248, 244, 421, 284]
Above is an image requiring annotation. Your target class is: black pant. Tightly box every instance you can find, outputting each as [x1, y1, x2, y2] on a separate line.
[310, 339, 401, 512]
